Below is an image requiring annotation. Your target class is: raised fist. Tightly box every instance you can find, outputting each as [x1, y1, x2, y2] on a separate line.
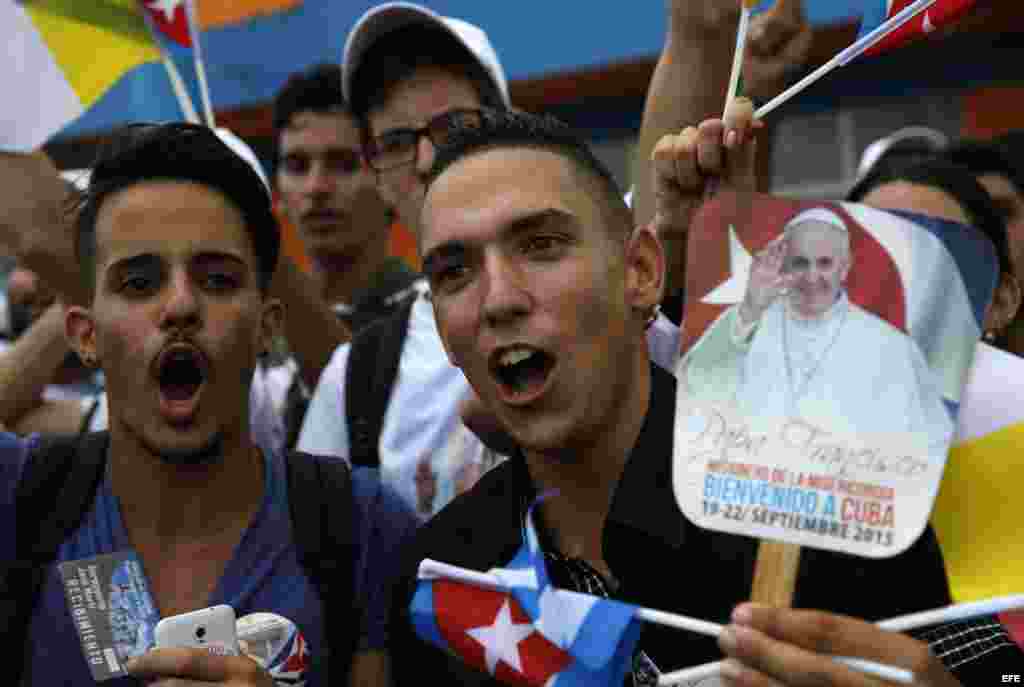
[650, 97, 760, 240]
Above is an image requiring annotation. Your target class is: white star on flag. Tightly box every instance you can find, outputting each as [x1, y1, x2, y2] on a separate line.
[922, 11, 935, 32]
[146, 0, 183, 22]
[701, 225, 753, 305]
[466, 598, 534, 675]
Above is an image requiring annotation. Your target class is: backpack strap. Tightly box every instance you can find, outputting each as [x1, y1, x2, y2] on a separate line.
[5, 431, 109, 685]
[345, 296, 416, 468]
[286, 450, 356, 685]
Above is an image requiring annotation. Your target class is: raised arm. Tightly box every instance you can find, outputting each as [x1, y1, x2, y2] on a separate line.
[632, 0, 742, 231]
[0, 303, 75, 429]
[0, 152, 85, 306]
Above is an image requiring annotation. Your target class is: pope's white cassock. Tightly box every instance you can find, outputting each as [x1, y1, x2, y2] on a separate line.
[678, 291, 955, 461]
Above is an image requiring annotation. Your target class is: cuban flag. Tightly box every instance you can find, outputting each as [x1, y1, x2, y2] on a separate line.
[136, 0, 214, 125]
[860, 0, 977, 57]
[138, 0, 193, 47]
[410, 506, 642, 687]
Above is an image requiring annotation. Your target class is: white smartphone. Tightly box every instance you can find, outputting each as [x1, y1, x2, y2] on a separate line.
[154, 604, 240, 656]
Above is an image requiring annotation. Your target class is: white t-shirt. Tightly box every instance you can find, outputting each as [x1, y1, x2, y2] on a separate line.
[297, 292, 681, 520]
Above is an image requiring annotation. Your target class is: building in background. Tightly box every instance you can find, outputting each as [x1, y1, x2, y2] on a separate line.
[43, 2, 1024, 246]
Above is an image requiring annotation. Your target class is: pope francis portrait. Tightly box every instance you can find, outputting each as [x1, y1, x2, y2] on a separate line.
[678, 207, 954, 458]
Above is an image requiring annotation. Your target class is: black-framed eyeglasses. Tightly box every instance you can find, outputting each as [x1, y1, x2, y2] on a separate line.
[364, 108, 484, 172]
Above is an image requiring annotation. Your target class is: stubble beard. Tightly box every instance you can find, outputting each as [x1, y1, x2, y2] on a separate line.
[140, 429, 225, 467]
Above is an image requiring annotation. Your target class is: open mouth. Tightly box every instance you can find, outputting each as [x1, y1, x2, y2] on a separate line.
[489, 345, 555, 404]
[155, 345, 208, 420]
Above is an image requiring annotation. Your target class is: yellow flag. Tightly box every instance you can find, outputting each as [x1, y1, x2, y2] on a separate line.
[2, 0, 158, 151]
[933, 343, 1024, 601]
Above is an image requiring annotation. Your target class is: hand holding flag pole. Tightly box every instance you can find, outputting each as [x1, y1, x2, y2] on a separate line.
[709, 0, 937, 675]
[723, 0, 758, 118]
[656, 594, 1024, 685]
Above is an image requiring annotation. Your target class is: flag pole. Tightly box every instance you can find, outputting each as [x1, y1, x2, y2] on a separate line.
[723, 0, 757, 118]
[877, 593, 1024, 632]
[159, 52, 201, 124]
[658, 657, 912, 685]
[141, 11, 200, 124]
[754, 0, 940, 119]
[656, 594, 1024, 685]
[184, 0, 216, 127]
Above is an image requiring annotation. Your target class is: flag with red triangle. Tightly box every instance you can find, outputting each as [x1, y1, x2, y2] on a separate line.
[138, 0, 192, 48]
[862, 0, 976, 57]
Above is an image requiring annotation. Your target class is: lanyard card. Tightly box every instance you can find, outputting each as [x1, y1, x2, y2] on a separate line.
[58, 550, 160, 681]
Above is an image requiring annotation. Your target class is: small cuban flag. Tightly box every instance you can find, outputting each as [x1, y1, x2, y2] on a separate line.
[138, 0, 193, 48]
[861, 0, 977, 57]
[410, 504, 642, 687]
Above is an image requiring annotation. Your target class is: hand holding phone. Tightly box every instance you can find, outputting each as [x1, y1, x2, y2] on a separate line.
[154, 604, 240, 656]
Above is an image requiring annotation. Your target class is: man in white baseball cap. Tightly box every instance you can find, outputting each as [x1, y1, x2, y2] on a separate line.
[343, 3, 510, 237]
[343, 3, 510, 108]
[299, 4, 517, 520]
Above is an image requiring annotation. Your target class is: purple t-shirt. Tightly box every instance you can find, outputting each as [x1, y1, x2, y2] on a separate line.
[0, 432, 417, 686]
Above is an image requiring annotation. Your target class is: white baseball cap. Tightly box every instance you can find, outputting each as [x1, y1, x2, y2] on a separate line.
[342, 2, 511, 111]
[856, 126, 949, 180]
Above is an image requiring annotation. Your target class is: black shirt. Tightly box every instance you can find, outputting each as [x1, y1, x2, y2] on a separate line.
[389, 364, 957, 685]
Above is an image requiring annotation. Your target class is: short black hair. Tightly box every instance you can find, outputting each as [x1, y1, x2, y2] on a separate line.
[423, 109, 631, 238]
[75, 123, 280, 294]
[848, 155, 1012, 276]
[945, 137, 1024, 196]
[349, 24, 506, 124]
[272, 63, 352, 149]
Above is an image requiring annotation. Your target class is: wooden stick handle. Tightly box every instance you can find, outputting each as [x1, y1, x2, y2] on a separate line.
[751, 540, 801, 607]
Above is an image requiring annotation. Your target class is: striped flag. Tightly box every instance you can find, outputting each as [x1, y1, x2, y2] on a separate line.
[411, 505, 642, 687]
[136, 0, 210, 125]
[2, 0, 159, 151]
[861, 0, 977, 57]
